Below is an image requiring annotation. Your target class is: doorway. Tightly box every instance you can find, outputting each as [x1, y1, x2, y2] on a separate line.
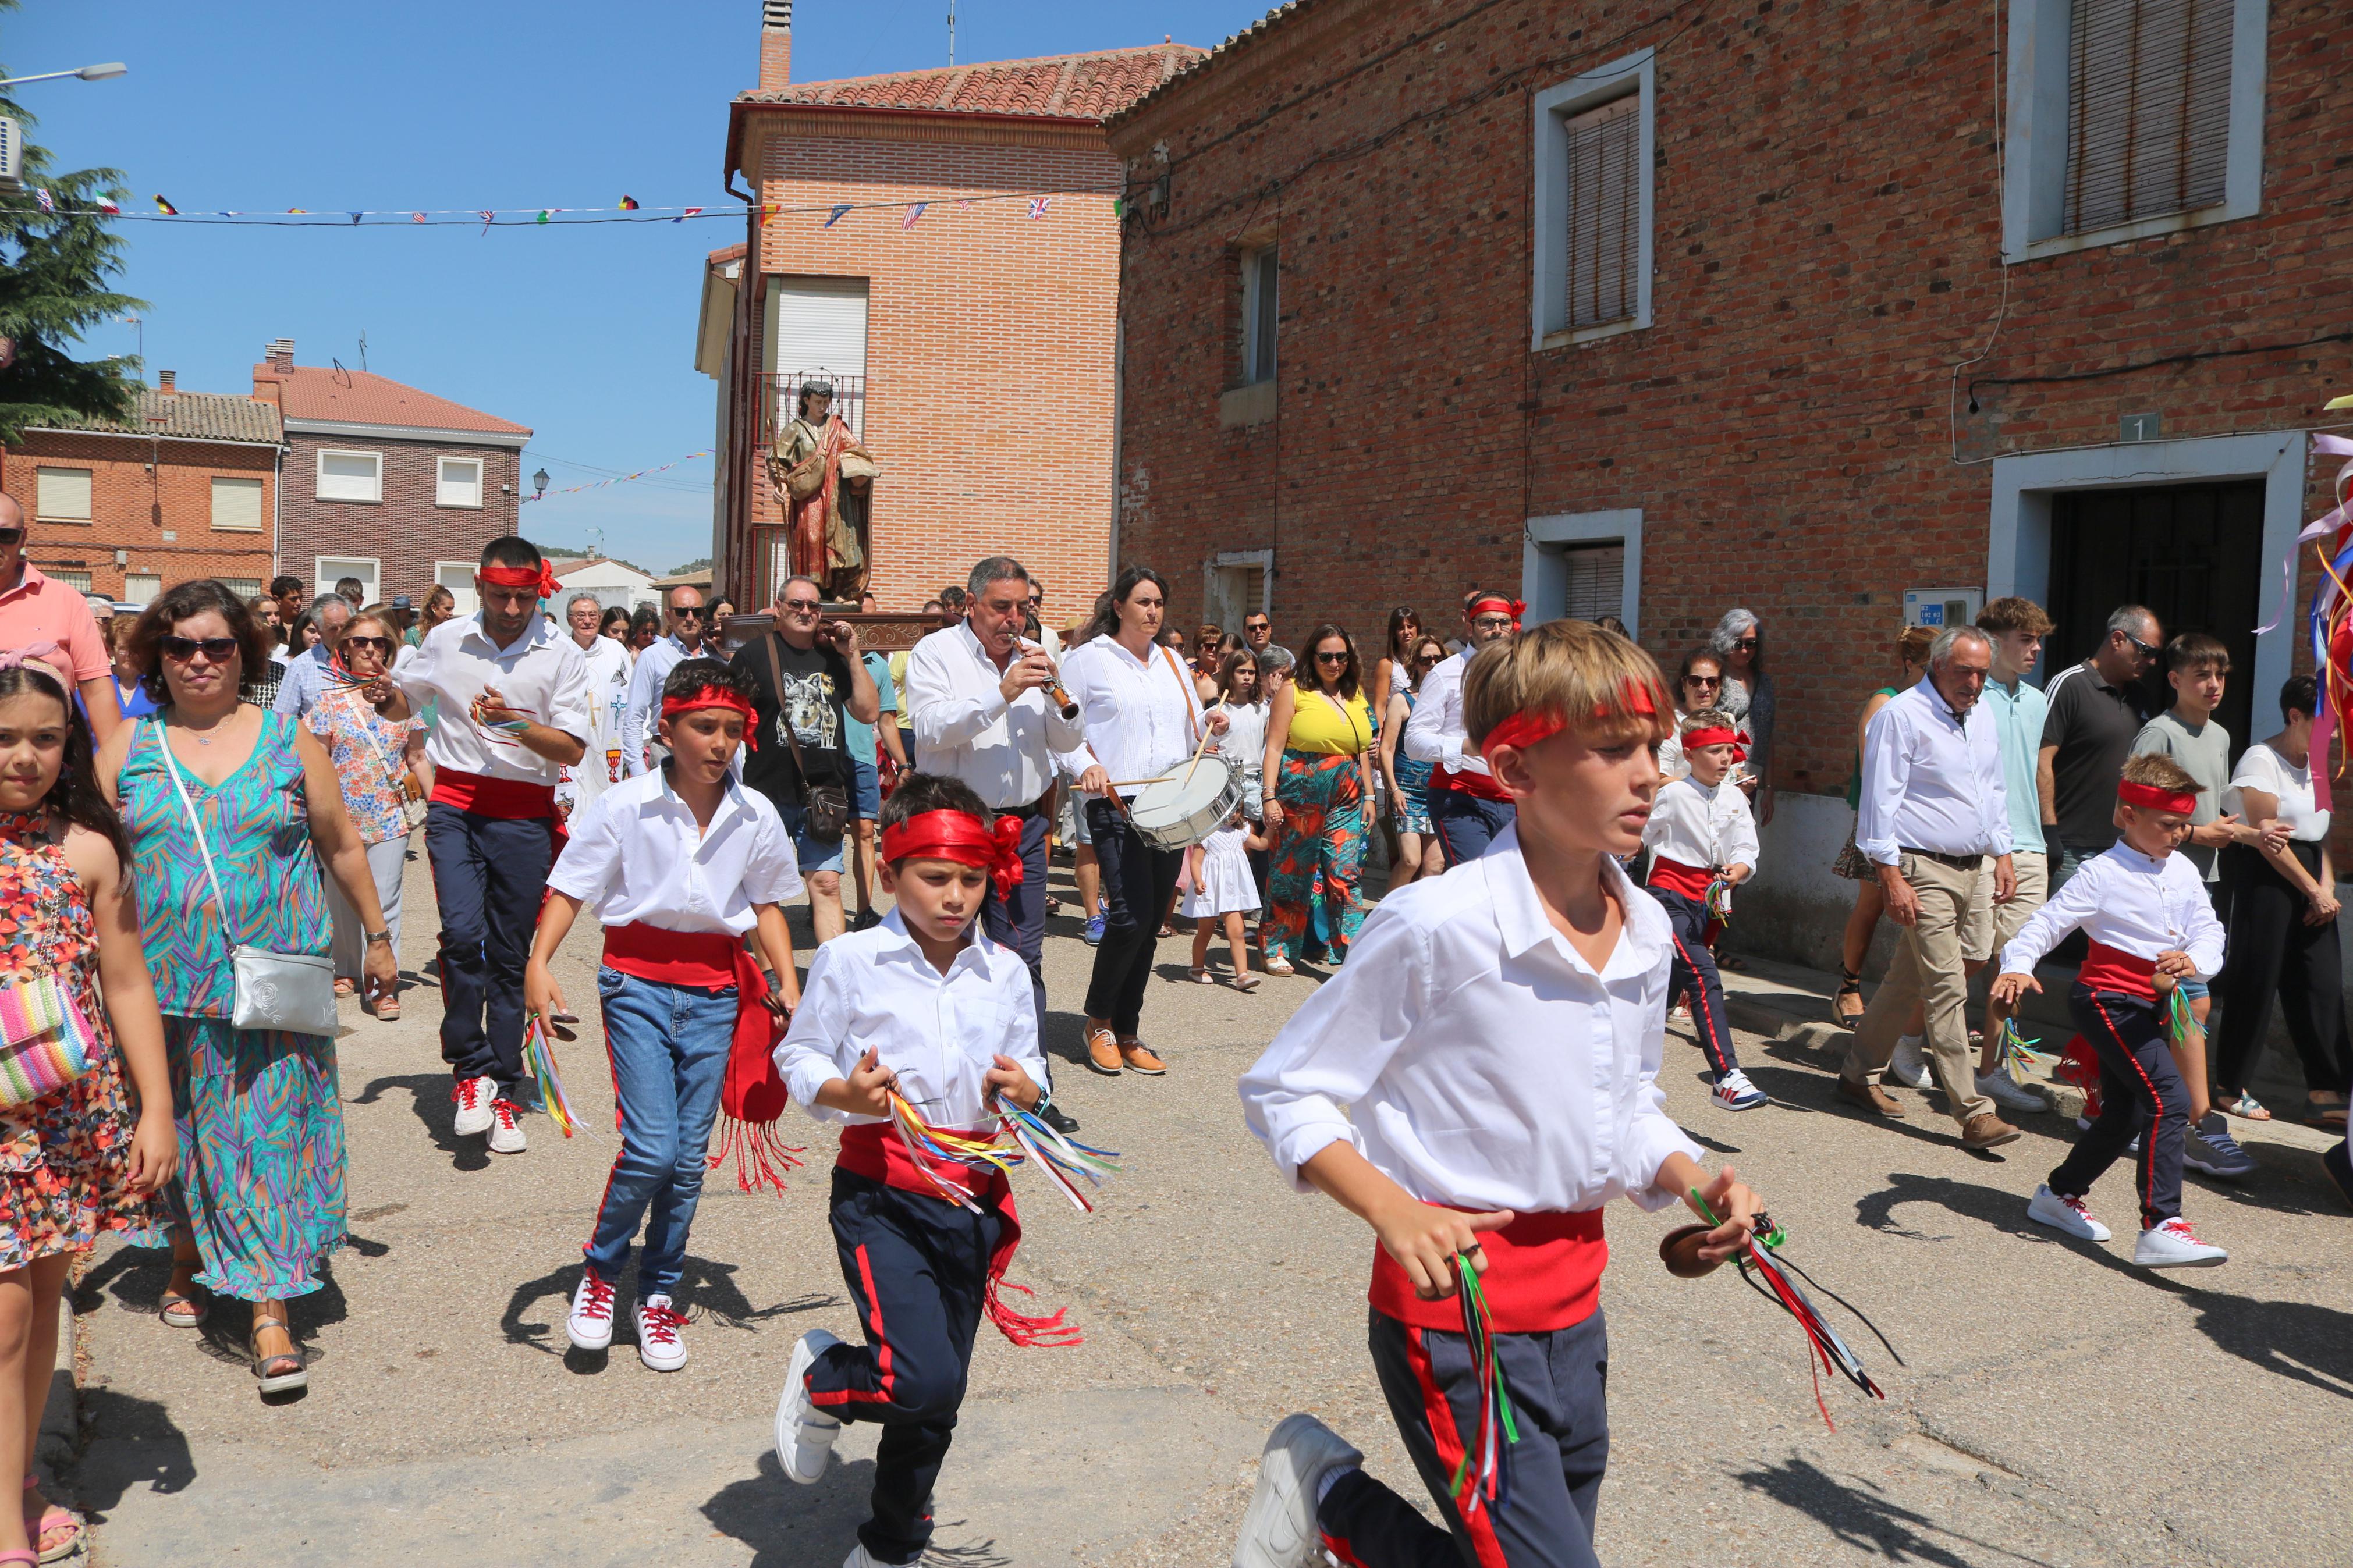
[2047, 481, 2262, 747]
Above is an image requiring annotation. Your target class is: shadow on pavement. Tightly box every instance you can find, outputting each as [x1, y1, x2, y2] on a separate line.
[349, 1072, 489, 1171]
[65, 1388, 197, 1516]
[1731, 1456, 2054, 1567]
[705, 1449, 1012, 1568]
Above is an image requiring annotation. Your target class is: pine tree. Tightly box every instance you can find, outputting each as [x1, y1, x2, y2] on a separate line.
[0, 2, 145, 444]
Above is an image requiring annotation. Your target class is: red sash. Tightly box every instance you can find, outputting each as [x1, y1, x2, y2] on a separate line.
[1646, 856, 1715, 899]
[1369, 1207, 1607, 1334]
[1431, 762, 1514, 803]
[430, 767, 556, 820]
[837, 1123, 1080, 1347]
[2079, 940, 2158, 1001]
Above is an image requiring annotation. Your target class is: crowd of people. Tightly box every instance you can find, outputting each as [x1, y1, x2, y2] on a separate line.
[0, 474, 2343, 1568]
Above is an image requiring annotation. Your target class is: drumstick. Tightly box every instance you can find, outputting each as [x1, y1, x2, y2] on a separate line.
[1179, 697, 1225, 789]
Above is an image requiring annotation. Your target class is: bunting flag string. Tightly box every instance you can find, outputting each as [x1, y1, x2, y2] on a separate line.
[520, 449, 715, 504]
[9, 187, 1120, 229]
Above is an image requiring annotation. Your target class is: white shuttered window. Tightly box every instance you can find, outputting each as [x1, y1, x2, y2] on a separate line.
[2064, 0, 2233, 235]
[1564, 94, 1641, 330]
[1559, 544, 1627, 623]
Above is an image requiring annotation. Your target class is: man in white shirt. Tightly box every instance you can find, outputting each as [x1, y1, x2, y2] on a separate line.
[1402, 591, 1518, 865]
[556, 592, 634, 817]
[621, 585, 713, 776]
[388, 538, 592, 1157]
[1840, 625, 2021, 1149]
[273, 593, 353, 720]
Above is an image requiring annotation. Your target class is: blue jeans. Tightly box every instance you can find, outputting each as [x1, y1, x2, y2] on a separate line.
[582, 967, 737, 1299]
[1428, 788, 1516, 867]
[779, 801, 846, 874]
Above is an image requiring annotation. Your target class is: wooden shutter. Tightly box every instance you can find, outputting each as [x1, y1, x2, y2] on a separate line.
[2064, 0, 2233, 235]
[1564, 93, 1641, 330]
[1559, 543, 1625, 622]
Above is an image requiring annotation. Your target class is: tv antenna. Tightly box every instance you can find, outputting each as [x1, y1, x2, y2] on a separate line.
[357, 329, 368, 371]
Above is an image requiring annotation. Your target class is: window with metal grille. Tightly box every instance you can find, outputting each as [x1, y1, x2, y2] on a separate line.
[2063, 0, 2233, 236]
[1564, 94, 1641, 330]
[1559, 543, 1626, 622]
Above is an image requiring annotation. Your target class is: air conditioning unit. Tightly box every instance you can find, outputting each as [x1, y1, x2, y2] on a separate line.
[0, 119, 21, 193]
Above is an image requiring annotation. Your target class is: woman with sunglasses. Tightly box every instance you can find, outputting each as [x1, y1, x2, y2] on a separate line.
[1378, 634, 1449, 890]
[1658, 650, 1727, 782]
[305, 605, 427, 1017]
[96, 580, 398, 1399]
[1260, 624, 1375, 975]
[1710, 607, 1777, 824]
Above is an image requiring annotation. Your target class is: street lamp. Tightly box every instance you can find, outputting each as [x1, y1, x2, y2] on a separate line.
[0, 63, 128, 88]
[532, 468, 549, 499]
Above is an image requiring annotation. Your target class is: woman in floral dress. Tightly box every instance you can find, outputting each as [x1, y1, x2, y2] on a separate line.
[0, 655, 176, 1563]
[306, 606, 423, 1019]
[96, 581, 398, 1400]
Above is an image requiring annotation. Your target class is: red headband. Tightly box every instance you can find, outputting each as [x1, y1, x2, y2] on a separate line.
[2118, 780, 2198, 815]
[880, 810, 1026, 899]
[661, 685, 759, 745]
[1470, 596, 1525, 623]
[1478, 682, 1660, 766]
[478, 561, 563, 600]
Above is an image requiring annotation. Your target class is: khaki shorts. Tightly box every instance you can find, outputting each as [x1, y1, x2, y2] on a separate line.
[1972, 851, 2050, 964]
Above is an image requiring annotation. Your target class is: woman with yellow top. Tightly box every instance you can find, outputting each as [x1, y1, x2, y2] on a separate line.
[1259, 623, 1375, 975]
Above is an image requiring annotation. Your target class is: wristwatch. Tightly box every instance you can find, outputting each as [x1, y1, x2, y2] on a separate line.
[364, 930, 393, 946]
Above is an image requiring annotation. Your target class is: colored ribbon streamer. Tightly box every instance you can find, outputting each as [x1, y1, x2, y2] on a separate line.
[885, 1091, 1122, 1215]
[523, 1018, 583, 1139]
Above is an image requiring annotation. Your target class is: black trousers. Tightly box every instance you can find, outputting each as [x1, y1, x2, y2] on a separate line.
[1319, 1307, 1610, 1568]
[805, 1170, 1003, 1566]
[1082, 798, 1181, 1035]
[1652, 887, 1740, 1078]
[2051, 984, 2186, 1231]
[424, 803, 553, 1100]
[2212, 842, 2353, 1096]
[1429, 790, 1516, 868]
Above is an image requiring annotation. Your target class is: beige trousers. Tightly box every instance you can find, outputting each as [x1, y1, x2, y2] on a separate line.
[1844, 851, 1993, 1126]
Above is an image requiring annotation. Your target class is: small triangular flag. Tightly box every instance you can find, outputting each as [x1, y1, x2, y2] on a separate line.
[673, 205, 705, 224]
[285, 207, 307, 214]
[411, 212, 425, 223]
[619, 195, 640, 211]
[97, 198, 119, 215]
[33, 189, 53, 214]
[902, 201, 927, 230]
[152, 195, 179, 215]
[824, 204, 852, 228]
[537, 209, 552, 224]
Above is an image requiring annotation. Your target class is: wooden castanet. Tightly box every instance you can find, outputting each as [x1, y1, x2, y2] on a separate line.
[1659, 1223, 1726, 1278]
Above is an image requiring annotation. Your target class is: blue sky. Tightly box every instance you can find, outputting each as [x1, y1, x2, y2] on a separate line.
[4, 0, 1265, 572]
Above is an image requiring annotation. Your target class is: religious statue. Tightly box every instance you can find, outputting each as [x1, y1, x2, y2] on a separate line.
[769, 379, 876, 600]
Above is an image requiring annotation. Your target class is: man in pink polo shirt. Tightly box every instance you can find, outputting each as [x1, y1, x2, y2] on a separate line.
[0, 494, 122, 741]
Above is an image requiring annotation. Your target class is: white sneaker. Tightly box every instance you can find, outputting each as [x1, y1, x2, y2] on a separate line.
[636, 1295, 688, 1373]
[487, 1097, 527, 1154]
[1886, 1036, 1932, 1089]
[842, 1546, 913, 1568]
[2025, 1184, 2111, 1242]
[2134, 1217, 2226, 1269]
[1233, 1414, 1362, 1568]
[1977, 1071, 2046, 1114]
[567, 1268, 616, 1352]
[451, 1076, 494, 1136]
[1712, 1068, 1768, 1111]
[776, 1329, 844, 1484]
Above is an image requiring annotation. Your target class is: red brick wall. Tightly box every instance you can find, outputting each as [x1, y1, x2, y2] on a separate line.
[279, 432, 523, 603]
[736, 116, 1119, 618]
[0, 432, 276, 598]
[1109, 0, 2353, 797]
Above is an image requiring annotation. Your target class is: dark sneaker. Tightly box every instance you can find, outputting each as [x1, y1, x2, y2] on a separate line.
[2322, 1141, 2353, 1211]
[2183, 1114, 2258, 1181]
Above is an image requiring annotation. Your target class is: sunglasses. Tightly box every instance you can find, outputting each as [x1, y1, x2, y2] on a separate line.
[781, 598, 823, 613]
[0, 529, 20, 547]
[2123, 632, 2159, 659]
[671, 606, 707, 620]
[1685, 674, 1722, 687]
[161, 635, 239, 663]
[1730, 637, 1760, 650]
[342, 635, 392, 654]
[1315, 650, 1350, 664]
[1245, 622, 1270, 632]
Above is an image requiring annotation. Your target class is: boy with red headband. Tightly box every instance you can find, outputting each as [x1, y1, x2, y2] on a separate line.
[1236, 620, 1761, 1568]
[1990, 753, 2227, 1270]
[524, 660, 803, 1370]
[771, 771, 1064, 1568]
[1400, 589, 1522, 866]
[1642, 708, 1768, 1110]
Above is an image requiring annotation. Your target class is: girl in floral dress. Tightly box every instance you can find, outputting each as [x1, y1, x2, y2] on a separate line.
[0, 655, 177, 1566]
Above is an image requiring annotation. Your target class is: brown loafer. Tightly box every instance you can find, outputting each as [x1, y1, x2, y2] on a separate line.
[1962, 1113, 2020, 1150]
[1084, 1021, 1123, 1076]
[1119, 1041, 1167, 1076]
[1836, 1075, 1903, 1116]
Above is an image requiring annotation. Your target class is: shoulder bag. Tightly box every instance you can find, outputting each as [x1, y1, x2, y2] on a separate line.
[0, 971, 98, 1108]
[762, 632, 851, 841]
[337, 692, 428, 831]
[154, 720, 340, 1037]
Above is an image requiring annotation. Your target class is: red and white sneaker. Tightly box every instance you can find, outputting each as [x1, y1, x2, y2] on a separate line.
[451, 1076, 494, 1137]
[2134, 1217, 2226, 1270]
[637, 1295, 688, 1373]
[567, 1268, 616, 1352]
[2026, 1184, 2110, 1242]
[487, 1098, 527, 1155]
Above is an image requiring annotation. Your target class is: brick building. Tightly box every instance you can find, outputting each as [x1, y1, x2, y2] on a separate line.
[253, 339, 531, 612]
[1107, 0, 2351, 820]
[702, 3, 1201, 610]
[1, 377, 281, 604]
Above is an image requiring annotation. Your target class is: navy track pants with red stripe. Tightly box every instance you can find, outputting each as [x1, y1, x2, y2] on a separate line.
[804, 1168, 1003, 1566]
[2050, 983, 2186, 1231]
[1319, 1307, 1609, 1568]
[1653, 888, 1741, 1078]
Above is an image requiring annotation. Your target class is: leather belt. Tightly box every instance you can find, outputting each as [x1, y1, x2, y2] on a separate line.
[1900, 846, 1984, 870]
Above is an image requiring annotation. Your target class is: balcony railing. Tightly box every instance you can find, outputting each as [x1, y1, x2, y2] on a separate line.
[764, 370, 865, 439]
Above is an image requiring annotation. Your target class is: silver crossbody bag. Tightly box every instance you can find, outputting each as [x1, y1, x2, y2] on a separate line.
[155, 723, 340, 1037]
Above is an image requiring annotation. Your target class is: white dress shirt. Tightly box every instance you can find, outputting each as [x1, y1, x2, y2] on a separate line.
[395, 613, 593, 784]
[1999, 842, 2226, 980]
[1238, 827, 1702, 1214]
[556, 633, 635, 813]
[1642, 775, 1760, 871]
[1855, 678, 2013, 866]
[621, 634, 706, 777]
[1401, 646, 1487, 779]
[1053, 634, 1208, 795]
[775, 912, 1045, 1130]
[547, 768, 804, 937]
[905, 621, 1095, 809]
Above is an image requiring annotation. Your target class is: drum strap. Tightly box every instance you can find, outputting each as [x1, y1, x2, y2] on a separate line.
[1159, 645, 1202, 744]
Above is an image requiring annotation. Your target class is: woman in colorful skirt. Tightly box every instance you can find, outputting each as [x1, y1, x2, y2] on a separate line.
[98, 581, 399, 1400]
[0, 652, 176, 1563]
[1259, 623, 1375, 976]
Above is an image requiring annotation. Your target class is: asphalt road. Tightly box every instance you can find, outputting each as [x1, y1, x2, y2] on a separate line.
[61, 854, 2353, 1566]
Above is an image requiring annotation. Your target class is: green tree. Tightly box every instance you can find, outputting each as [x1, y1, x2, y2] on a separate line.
[0, 2, 145, 443]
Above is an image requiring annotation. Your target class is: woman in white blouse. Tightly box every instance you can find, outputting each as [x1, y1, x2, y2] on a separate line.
[2211, 674, 2353, 1127]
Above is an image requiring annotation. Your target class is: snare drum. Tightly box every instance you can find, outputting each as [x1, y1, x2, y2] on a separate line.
[1127, 753, 1243, 852]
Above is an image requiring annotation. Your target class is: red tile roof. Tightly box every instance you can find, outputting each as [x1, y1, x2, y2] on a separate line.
[255, 363, 530, 436]
[739, 42, 1205, 123]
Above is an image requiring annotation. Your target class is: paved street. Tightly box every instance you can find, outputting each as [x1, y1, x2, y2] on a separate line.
[61, 855, 2353, 1567]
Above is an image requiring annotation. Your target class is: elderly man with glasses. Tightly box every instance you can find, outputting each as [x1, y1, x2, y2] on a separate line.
[620, 585, 714, 777]
[2038, 604, 2163, 889]
[273, 592, 354, 720]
